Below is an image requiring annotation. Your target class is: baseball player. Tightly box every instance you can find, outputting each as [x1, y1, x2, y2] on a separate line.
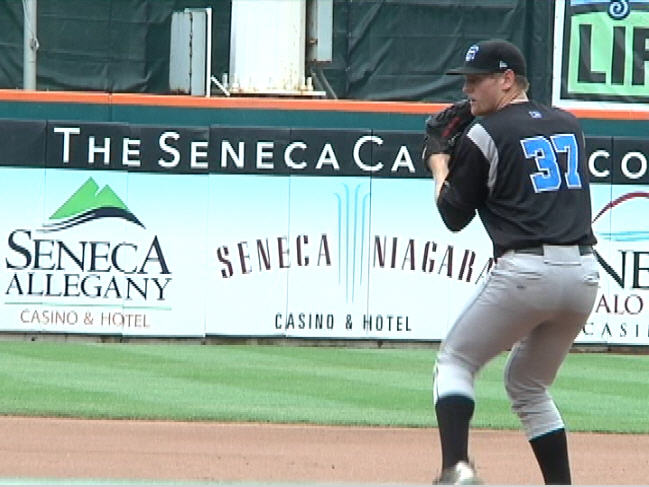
[423, 39, 600, 484]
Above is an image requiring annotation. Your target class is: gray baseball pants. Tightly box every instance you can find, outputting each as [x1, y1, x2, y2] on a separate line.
[433, 244, 600, 439]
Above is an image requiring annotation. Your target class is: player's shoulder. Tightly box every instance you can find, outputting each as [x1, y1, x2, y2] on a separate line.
[477, 101, 579, 134]
[526, 101, 583, 131]
[465, 105, 513, 142]
[545, 102, 580, 123]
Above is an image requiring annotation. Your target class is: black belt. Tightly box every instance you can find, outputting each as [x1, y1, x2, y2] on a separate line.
[514, 245, 592, 256]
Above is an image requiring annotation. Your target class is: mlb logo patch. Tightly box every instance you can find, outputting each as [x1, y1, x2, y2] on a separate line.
[465, 45, 479, 62]
[529, 110, 543, 119]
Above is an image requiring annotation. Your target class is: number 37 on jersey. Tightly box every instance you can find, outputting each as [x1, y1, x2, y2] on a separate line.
[520, 134, 583, 193]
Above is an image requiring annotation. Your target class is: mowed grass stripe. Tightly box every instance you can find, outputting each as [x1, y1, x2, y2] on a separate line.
[0, 343, 433, 424]
[0, 342, 646, 433]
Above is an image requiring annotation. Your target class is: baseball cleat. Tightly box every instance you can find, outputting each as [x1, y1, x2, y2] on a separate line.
[434, 460, 483, 485]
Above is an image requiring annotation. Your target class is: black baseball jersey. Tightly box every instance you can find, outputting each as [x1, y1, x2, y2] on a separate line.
[437, 100, 597, 258]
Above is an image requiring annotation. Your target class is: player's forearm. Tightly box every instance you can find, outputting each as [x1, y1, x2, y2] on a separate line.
[427, 153, 474, 231]
[427, 153, 451, 201]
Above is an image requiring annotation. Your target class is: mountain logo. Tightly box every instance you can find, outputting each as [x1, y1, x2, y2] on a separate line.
[40, 177, 145, 232]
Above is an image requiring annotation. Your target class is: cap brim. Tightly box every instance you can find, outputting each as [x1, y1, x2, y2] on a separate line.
[446, 66, 494, 75]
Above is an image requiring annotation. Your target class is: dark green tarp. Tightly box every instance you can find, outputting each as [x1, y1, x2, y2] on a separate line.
[0, 0, 553, 103]
[0, 0, 231, 93]
[320, 0, 553, 102]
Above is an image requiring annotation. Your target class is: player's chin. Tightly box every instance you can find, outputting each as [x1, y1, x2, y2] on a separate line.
[469, 100, 488, 116]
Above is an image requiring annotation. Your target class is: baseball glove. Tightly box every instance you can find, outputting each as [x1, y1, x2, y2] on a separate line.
[422, 99, 474, 170]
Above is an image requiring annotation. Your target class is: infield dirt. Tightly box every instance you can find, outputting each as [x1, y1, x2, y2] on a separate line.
[0, 416, 646, 485]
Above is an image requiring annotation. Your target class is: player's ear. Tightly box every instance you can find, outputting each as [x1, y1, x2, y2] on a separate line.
[501, 69, 516, 89]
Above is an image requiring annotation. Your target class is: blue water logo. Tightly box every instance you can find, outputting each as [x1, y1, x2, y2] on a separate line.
[593, 191, 649, 242]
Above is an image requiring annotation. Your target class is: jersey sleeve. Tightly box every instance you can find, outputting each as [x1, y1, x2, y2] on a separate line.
[436, 129, 489, 231]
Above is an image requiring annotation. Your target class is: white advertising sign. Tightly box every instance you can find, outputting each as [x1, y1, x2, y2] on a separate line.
[0, 120, 647, 345]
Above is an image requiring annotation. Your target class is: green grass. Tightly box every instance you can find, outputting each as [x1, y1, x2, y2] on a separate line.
[0, 341, 646, 433]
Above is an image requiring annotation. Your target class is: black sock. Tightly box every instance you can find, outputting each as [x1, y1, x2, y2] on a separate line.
[435, 394, 475, 469]
[529, 428, 571, 484]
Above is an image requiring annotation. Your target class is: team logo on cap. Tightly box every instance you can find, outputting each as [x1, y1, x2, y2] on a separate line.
[465, 45, 479, 62]
[499, 61, 508, 69]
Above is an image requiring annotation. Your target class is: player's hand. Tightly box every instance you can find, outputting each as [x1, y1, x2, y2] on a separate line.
[422, 100, 474, 171]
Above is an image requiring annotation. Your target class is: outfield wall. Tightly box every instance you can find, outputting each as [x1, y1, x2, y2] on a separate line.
[0, 99, 648, 346]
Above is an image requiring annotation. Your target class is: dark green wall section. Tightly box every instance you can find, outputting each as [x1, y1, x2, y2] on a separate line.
[0, 100, 647, 137]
